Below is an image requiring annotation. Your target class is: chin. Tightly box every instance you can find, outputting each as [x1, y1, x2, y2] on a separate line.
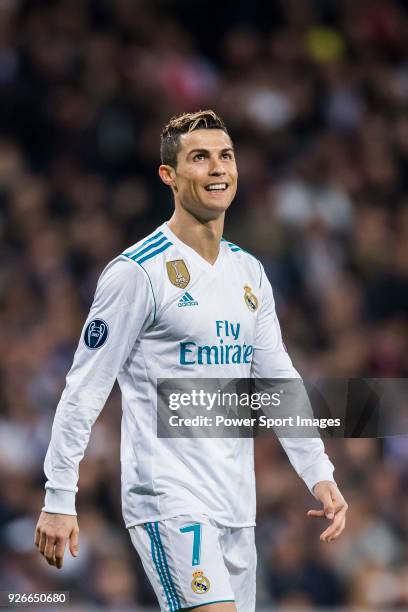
[204, 195, 234, 211]
[200, 200, 232, 218]
[180, 195, 234, 221]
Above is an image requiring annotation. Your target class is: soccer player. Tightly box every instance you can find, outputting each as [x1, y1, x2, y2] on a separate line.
[35, 110, 348, 612]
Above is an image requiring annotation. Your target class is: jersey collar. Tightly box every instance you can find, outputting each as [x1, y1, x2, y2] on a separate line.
[161, 222, 225, 274]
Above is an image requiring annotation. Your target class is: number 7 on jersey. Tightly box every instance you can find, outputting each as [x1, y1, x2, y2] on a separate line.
[180, 524, 202, 566]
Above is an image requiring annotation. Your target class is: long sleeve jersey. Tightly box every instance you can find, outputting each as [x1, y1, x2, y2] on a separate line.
[43, 222, 335, 528]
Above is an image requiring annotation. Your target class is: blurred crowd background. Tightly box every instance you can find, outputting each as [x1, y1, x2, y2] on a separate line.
[1, 0, 408, 609]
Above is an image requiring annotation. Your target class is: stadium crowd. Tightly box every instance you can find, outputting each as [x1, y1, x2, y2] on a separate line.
[1, 0, 408, 608]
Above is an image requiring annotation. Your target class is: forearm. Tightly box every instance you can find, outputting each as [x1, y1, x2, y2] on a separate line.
[43, 397, 105, 514]
[43, 341, 120, 514]
[279, 436, 335, 494]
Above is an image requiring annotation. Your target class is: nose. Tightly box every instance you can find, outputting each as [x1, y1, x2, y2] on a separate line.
[208, 156, 226, 176]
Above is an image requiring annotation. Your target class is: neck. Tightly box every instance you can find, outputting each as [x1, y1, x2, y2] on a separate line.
[167, 207, 224, 265]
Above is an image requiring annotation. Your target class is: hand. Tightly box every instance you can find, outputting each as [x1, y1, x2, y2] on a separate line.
[308, 481, 348, 543]
[35, 512, 79, 569]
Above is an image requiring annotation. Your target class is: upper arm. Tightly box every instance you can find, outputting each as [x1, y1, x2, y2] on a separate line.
[63, 257, 154, 395]
[251, 264, 300, 379]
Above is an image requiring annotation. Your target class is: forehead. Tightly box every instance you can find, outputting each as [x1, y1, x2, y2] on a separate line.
[178, 129, 233, 155]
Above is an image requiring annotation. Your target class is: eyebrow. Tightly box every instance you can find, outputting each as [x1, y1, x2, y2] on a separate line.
[187, 147, 234, 156]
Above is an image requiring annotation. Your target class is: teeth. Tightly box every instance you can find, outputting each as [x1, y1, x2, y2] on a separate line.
[206, 184, 227, 191]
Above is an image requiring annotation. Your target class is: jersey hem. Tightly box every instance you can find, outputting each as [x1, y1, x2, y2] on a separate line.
[180, 600, 235, 610]
[125, 511, 256, 530]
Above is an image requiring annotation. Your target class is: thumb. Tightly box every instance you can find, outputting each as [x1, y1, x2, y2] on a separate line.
[69, 529, 79, 557]
[322, 494, 334, 519]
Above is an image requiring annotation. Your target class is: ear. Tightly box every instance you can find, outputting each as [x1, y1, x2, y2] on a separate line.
[159, 164, 177, 190]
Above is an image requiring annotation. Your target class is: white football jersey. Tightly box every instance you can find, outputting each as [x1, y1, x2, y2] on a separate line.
[43, 222, 335, 528]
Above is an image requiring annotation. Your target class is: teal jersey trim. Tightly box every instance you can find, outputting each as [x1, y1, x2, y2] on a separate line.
[226, 241, 242, 252]
[222, 237, 253, 256]
[145, 523, 180, 611]
[181, 600, 235, 610]
[152, 521, 181, 610]
[221, 237, 241, 250]
[125, 231, 163, 257]
[130, 234, 168, 260]
[222, 237, 263, 286]
[144, 523, 174, 611]
[134, 241, 172, 264]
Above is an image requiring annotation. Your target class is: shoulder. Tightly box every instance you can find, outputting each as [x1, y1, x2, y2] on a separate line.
[98, 227, 168, 291]
[222, 237, 263, 288]
[222, 237, 259, 264]
[92, 254, 156, 320]
[118, 226, 174, 288]
[121, 227, 173, 269]
[95, 255, 151, 298]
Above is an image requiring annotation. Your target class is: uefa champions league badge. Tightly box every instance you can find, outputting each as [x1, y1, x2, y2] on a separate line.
[191, 570, 210, 594]
[84, 319, 109, 349]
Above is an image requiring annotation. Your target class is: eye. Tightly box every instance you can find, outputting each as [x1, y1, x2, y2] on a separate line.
[193, 153, 206, 161]
[222, 152, 233, 160]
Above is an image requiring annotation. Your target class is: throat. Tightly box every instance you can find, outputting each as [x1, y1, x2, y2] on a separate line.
[196, 244, 220, 265]
[167, 215, 223, 265]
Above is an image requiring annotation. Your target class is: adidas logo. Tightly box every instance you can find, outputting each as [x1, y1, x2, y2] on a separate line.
[178, 292, 198, 307]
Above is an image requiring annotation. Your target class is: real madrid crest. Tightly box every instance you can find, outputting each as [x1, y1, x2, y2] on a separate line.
[244, 285, 259, 312]
[166, 259, 190, 289]
[191, 570, 210, 594]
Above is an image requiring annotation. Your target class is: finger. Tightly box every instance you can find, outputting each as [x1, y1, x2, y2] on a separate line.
[69, 529, 79, 557]
[38, 531, 47, 555]
[330, 515, 347, 539]
[320, 516, 346, 541]
[55, 538, 67, 569]
[321, 492, 335, 519]
[320, 526, 337, 542]
[320, 513, 343, 538]
[321, 514, 343, 537]
[34, 526, 41, 547]
[321, 521, 345, 542]
[44, 536, 57, 566]
[307, 509, 326, 518]
[328, 523, 345, 541]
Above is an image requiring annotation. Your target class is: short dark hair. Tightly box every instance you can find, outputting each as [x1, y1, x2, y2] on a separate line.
[160, 110, 229, 168]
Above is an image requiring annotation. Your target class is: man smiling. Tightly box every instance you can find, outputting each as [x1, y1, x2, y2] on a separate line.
[35, 110, 348, 612]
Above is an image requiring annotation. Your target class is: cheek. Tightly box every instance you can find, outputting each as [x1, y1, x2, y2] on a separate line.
[191, 180, 205, 195]
[230, 178, 238, 195]
[179, 178, 194, 191]
[179, 179, 203, 200]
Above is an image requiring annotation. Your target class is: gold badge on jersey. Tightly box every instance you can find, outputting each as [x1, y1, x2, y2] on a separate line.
[166, 259, 190, 289]
[191, 570, 210, 594]
[244, 285, 259, 312]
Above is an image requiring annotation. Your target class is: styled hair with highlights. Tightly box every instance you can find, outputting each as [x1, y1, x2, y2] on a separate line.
[160, 110, 229, 168]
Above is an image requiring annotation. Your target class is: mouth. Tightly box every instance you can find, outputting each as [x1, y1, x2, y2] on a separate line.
[204, 183, 229, 192]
